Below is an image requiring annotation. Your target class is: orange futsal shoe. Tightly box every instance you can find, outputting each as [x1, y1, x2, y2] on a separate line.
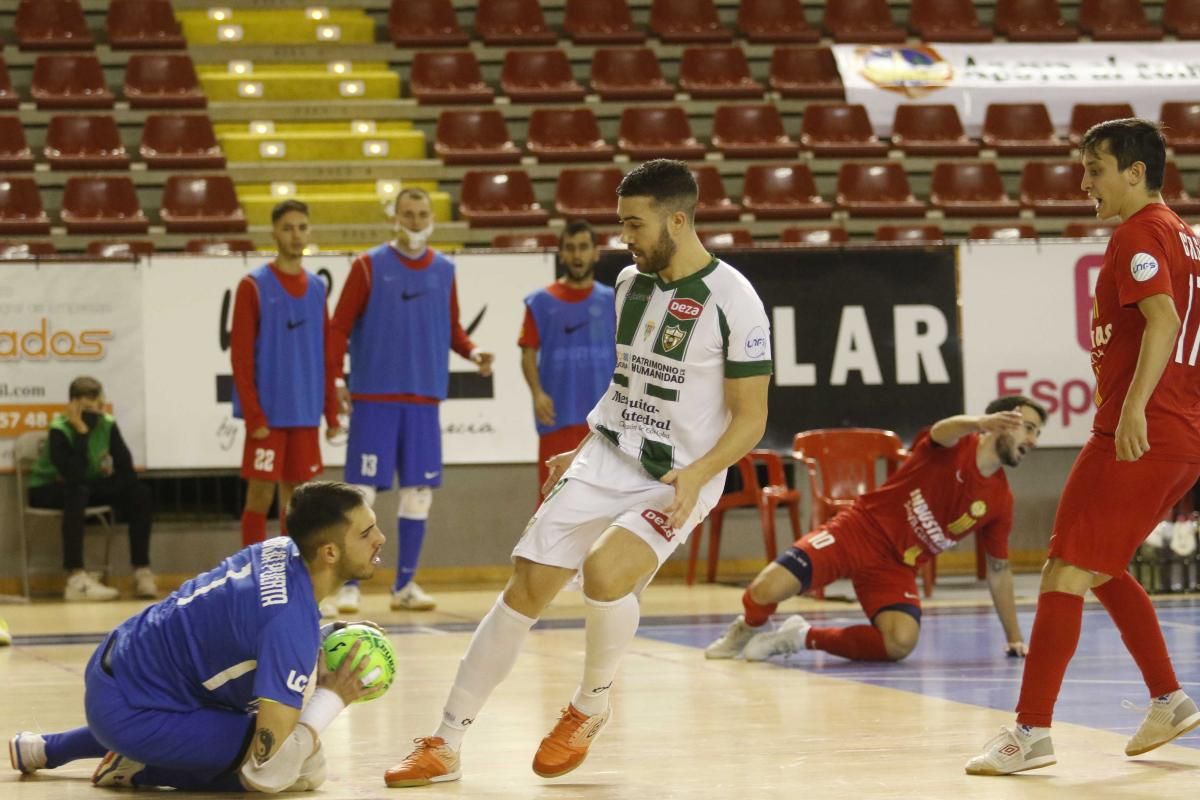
[384, 737, 461, 788]
[531, 704, 611, 779]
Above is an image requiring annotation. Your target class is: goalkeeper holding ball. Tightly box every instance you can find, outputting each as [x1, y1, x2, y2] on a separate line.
[9, 481, 391, 793]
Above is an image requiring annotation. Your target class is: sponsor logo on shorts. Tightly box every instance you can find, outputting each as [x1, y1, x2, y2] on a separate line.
[667, 297, 703, 320]
[1131, 252, 1159, 282]
[642, 509, 675, 541]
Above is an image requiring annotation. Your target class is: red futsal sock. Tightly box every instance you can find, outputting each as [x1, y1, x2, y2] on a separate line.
[1015, 592, 1085, 727]
[742, 589, 777, 628]
[807, 625, 891, 662]
[1093, 572, 1180, 698]
[241, 510, 266, 547]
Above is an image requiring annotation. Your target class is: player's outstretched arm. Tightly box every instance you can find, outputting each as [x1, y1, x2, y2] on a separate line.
[930, 411, 1023, 447]
[984, 554, 1025, 657]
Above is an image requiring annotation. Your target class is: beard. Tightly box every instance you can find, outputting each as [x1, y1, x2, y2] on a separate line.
[563, 261, 595, 283]
[996, 434, 1021, 467]
[635, 227, 677, 274]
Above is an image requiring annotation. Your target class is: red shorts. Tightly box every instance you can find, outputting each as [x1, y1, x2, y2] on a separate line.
[241, 427, 323, 483]
[1049, 435, 1200, 576]
[538, 424, 591, 492]
[786, 512, 921, 621]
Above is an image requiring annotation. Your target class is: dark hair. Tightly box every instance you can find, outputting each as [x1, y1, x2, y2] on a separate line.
[1080, 118, 1167, 192]
[271, 199, 309, 225]
[68, 376, 103, 400]
[286, 481, 366, 560]
[616, 159, 698, 221]
[560, 219, 596, 246]
[986, 394, 1048, 424]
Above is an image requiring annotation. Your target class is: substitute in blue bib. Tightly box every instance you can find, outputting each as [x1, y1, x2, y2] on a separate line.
[9, 482, 386, 793]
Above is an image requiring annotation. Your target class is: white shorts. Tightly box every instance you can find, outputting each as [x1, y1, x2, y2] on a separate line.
[512, 436, 723, 573]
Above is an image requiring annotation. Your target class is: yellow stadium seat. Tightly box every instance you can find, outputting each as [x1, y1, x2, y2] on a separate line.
[200, 69, 399, 102]
[197, 61, 390, 76]
[178, 10, 375, 45]
[237, 182, 451, 226]
[219, 130, 426, 162]
[214, 120, 412, 136]
[253, 241, 464, 255]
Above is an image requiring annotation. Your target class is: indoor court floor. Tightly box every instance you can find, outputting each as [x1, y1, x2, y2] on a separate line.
[1, 578, 1197, 799]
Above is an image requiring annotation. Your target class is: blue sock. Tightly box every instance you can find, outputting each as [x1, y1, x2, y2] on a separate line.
[134, 764, 245, 791]
[394, 517, 427, 592]
[43, 727, 107, 768]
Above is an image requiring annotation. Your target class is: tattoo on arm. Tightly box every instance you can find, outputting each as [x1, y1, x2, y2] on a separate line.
[253, 728, 275, 765]
[987, 556, 1009, 574]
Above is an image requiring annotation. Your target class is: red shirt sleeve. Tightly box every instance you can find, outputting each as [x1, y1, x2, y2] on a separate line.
[322, 309, 340, 429]
[1112, 220, 1174, 308]
[230, 277, 268, 432]
[518, 306, 539, 349]
[327, 255, 372, 382]
[449, 277, 476, 360]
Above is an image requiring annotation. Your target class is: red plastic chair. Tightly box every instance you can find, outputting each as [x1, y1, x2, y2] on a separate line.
[435, 109, 521, 165]
[476, 0, 557, 45]
[1068, 103, 1136, 147]
[140, 114, 226, 169]
[555, 168, 624, 224]
[388, 0, 470, 46]
[699, 228, 754, 249]
[691, 165, 742, 222]
[770, 47, 844, 99]
[107, 0, 186, 49]
[590, 48, 675, 101]
[1019, 162, 1092, 216]
[1062, 222, 1116, 238]
[994, 0, 1079, 41]
[32, 55, 114, 109]
[738, 0, 820, 43]
[16, 0, 94, 50]
[890, 104, 979, 156]
[875, 224, 944, 243]
[909, 0, 993, 42]
[618, 106, 706, 160]
[835, 162, 926, 218]
[822, 0, 906, 42]
[160, 175, 247, 233]
[711, 104, 800, 158]
[1161, 102, 1200, 154]
[500, 50, 586, 103]
[929, 162, 1019, 217]
[650, 0, 734, 42]
[800, 102, 888, 157]
[492, 232, 559, 249]
[679, 46, 764, 99]
[564, 0, 645, 43]
[742, 163, 832, 219]
[185, 238, 255, 254]
[0, 177, 51, 234]
[1079, 0, 1162, 40]
[752, 449, 802, 559]
[1164, 0, 1200, 38]
[410, 51, 494, 105]
[686, 458, 759, 585]
[123, 54, 206, 109]
[1162, 162, 1200, 216]
[0, 118, 35, 171]
[44, 115, 130, 170]
[86, 240, 155, 258]
[527, 107, 614, 162]
[61, 176, 149, 234]
[459, 170, 550, 228]
[967, 223, 1038, 240]
[0, 240, 56, 258]
[781, 225, 848, 244]
[981, 103, 1069, 156]
[0, 59, 17, 109]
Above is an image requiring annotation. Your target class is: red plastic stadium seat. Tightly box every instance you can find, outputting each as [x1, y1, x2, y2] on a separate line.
[435, 109, 520, 165]
[780, 225, 848, 244]
[909, 0, 993, 42]
[1062, 222, 1117, 238]
[140, 114, 225, 169]
[982, 103, 1069, 156]
[0, 240, 56, 258]
[822, 0, 906, 42]
[691, 166, 742, 222]
[769, 47, 844, 99]
[0, 59, 18, 109]
[107, 0, 186, 50]
[16, 0, 94, 51]
[527, 108, 614, 163]
[555, 168, 624, 225]
[492, 232, 559, 249]
[875, 224, 944, 243]
[712, 104, 800, 158]
[1019, 162, 1092, 216]
[800, 103, 887, 157]
[679, 46, 763, 99]
[968, 223, 1038, 240]
[836, 162, 926, 217]
[1162, 102, 1200, 154]
[738, 0, 820, 43]
[590, 48, 674, 101]
[124, 54, 206, 109]
[410, 51, 494, 105]
[459, 170, 550, 228]
[618, 106, 706, 160]
[500, 50, 586, 103]
[86, 240, 155, 258]
[1163, 162, 1200, 215]
[994, 0, 1079, 41]
[1164, 0, 1200, 39]
[389, 0, 470, 46]
[650, 0, 734, 42]
[476, 0, 557, 45]
[44, 115, 129, 170]
[699, 229, 754, 249]
[1079, 0, 1162, 40]
[32, 55, 114, 110]
[185, 238, 255, 254]
[1069, 103, 1136, 146]
[0, 118, 35, 171]
[160, 175, 248, 233]
[891, 104, 979, 155]
[564, 0, 644, 43]
[743, 163, 832, 219]
[0, 178, 51, 234]
[930, 162, 1019, 217]
[61, 176, 149, 234]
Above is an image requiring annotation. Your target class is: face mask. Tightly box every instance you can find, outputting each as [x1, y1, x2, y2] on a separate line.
[395, 223, 434, 252]
[81, 410, 102, 428]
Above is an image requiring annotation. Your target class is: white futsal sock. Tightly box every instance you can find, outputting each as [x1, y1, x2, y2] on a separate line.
[571, 593, 641, 717]
[434, 596, 536, 751]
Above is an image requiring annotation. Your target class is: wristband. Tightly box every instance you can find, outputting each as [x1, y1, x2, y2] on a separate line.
[298, 688, 345, 736]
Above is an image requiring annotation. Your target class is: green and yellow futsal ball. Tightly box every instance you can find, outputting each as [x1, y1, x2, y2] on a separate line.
[322, 623, 397, 703]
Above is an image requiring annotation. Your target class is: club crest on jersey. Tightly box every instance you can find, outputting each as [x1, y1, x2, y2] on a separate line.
[970, 500, 987, 517]
[667, 297, 704, 320]
[643, 320, 657, 340]
[661, 323, 686, 352]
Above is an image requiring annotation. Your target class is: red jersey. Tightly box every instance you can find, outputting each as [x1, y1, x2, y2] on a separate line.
[1090, 203, 1200, 461]
[848, 430, 1013, 566]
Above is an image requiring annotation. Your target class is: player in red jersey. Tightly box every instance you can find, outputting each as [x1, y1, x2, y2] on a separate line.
[967, 119, 1200, 776]
[706, 396, 1045, 664]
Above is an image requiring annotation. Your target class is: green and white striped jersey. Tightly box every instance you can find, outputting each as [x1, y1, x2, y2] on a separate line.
[587, 257, 773, 479]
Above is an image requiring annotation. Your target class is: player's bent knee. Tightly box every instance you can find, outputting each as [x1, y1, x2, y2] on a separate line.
[580, 560, 644, 602]
[875, 606, 920, 661]
[398, 486, 432, 519]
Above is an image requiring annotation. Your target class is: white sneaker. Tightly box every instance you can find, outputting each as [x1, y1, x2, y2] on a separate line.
[390, 581, 436, 611]
[133, 567, 158, 599]
[318, 598, 338, 618]
[704, 615, 762, 660]
[92, 751, 145, 787]
[9, 732, 46, 774]
[1170, 518, 1198, 557]
[743, 615, 811, 662]
[64, 571, 119, 602]
[965, 726, 1056, 775]
[1145, 520, 1171, 549]
[1125, 690, 1200, 756]
[0, 618, 10, 647]
[334, 582, 361, 613]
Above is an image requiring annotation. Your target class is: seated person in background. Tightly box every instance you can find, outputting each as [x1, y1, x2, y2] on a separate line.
[26, 376, 156, 602]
